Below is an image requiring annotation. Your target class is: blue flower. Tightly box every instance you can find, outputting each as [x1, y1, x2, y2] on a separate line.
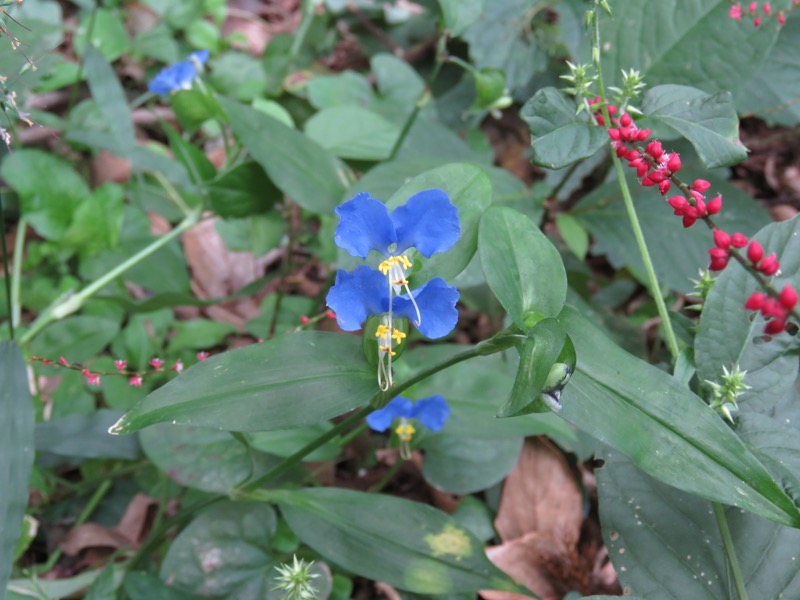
[326, 265, 459, 339]
[148, 50, 210, 95]
[367, 395, 450, 457]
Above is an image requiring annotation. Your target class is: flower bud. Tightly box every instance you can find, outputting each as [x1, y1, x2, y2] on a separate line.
[780, 284, 798, 310]
[759, 254, 779, 276]
[761, 298, 786, 319]
[682, 215, 697, 228]
[731, 232, 748, 248]
[713, 230, 731, 249]
[667, 153, 682, 173]
[608, 128, 620, 140]
[747, 240, 764, 263]
[692, 179, 711, 192]
[764, 318, 786, 335]
[646, 141, 663, 160]
[745, 292, 767, 311]
[706, 195, 722, 215]
[620, 113, 632, 127]
[658, 180, 672, 195]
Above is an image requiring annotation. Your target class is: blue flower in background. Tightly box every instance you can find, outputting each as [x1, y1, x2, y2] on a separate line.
[367, 395, 450, 458]
[148, 50, 209, 95]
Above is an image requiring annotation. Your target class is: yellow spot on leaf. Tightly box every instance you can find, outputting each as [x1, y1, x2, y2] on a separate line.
[424, 524, 472, 560]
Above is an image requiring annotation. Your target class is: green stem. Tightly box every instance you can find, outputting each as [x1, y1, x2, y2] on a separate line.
[68, 4, 98, 114]
[591, 7, 680, 361]
[287, 0, 317, 67]
[713, 502, 748, 600]
[10, 215, 25, 333]
[20, 210, 201, 346]
[368, 460, 404, 493]
[0, 190, 16, 340]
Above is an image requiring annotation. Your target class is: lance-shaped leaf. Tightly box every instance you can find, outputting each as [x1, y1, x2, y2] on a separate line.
[558, 306, 800, 527]
[277, 487, 528, 595]
[110, 332, 376, 434]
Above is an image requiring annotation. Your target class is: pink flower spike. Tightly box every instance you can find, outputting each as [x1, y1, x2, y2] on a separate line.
[731, 232, 748, 248]
[326, 310, 336, 319]
[150, 357, 164, 369]
[646, 141, 664, 160]
[747, 241, 764, 263]
[713, 230, 731, 249]
[708, 247, 729, 260]
[761, 298, 785, 319]
[114, 359, 127, 371]
[745, 292, 767, 311]
[197, 351, 210, 361]
[60, 356, 69, 367]
[692, 179, 711, 192]
[682, 215, 697, 228]
[82, 370, 100, 386]
[608, 128, 621, 140]
[129, 375, 143, 387]
[780, 285, 798, 310]
[709, 257, 729, 271]
[667, 196, 688, 211]
[706, 195, 722, 215]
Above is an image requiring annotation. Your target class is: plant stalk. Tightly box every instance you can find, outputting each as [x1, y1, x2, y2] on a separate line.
[713, 502, 749, 600]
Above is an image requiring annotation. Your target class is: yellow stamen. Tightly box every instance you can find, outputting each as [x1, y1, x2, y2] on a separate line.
[395, 420, 416, 442]
[391, 328, 406, 344]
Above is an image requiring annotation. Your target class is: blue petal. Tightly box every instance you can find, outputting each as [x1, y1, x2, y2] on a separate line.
[190, 50, 210, 64]
[366, 396, 413, 432]
[410, 395, 450, 432]
[391, 189, 460, 257]
[148, 61, 196, 94]
[393, 278, 459, 339]
[334, 194, 397, 258]
[325, 266, 389, 331]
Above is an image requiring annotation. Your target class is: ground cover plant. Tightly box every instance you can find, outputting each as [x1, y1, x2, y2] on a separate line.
[2, 0, 800, 598]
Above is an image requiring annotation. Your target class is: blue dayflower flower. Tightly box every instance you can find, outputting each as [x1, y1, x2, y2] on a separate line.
[326, 265, 459, 339]
[367, 395, 450, 458]
[148, 50, 210, 95]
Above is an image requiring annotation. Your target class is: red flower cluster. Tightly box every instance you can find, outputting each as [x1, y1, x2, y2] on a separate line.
[31, 353, 197, 388]
[745, 285, 798, 334]
[729, 1, 795, 26]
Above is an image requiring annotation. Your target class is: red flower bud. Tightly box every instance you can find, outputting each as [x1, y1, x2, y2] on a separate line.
[646, 141, 663, 160]
[745, 292, 767, 311]
[682, 215, 697, 228]
[780, 285, 798, 310]
[595, 115, 605, 126]
[731, 232, 748, 248]
[779, 11, 786, 25]
[753, 16, 762, 26]
[762, 298, 786, 319]
[608, 105, 618, 115]
[749, 1, 757, 13]
[667, 153, 682, 173]
[759, 254, 780, 276]
[763, 2, 772, 14]
[636, 129, 651, 141]
[667, 196, 688, 211]
[624, 149, 640, 161]
[620, 113, 632, 127]
[713, 230, 731, 249]
[695, 197, 707, 215]
[765, 318, 786, 335]
[658, 180, 672, 195]
[692, 179, 711, 192]
[706, 195, 722, 215]
[709, 257, 729, 271]
[608, 128, 620, 140]
[615, 145, 627, 158]
[747, 240, 764, 263]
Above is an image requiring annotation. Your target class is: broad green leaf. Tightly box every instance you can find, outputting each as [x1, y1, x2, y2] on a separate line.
[600, 0, 780, 95]
[208, 52, 266, 101]
[163, 123, 216, 185]
[307, 71, 374, 110]
[479, 206, 567, 329]
[209, 162, 281, 218]
[559, 306, 800, 527]
[124, 572, 202, 600]
[216, 213, 285, 258]
[165, 320, 237, 354]
[737, 11, 800, 126]
[160, 502, 283, 599]
[84, 46, 135, 153]
[555, 214, 589, 260]
[13, 516, 38, 562]
[387, 163, 492, 284]
[171, 89, 221, 135]
[695, 217, 800, 416]
[248, 423, 342, 462]
[7, 568, 118, 600]
[0, 343, 34, 598]
[35, 410, 139, 461]
[140, 425, 276, 494]
[462, 0, 546, 95]
[438, 0, 484, 36]
[278, 487, 525, 595]
[0, 0, 63, 93]
[521, 87, 607, 169]
[599, 413, 800, 599]
[641, 85, 746, 168]
[370, 54, 425, 123]
[110, 332, 376, 434]
[75, 9, 130, 61]
[423, 436, 522, 494]
[61, 183, 125, 255]
[85, 565, 118, 600]
[30, 315, 120, 363]
[578, 165, 771, 292]
[305, 106, 400, 161]
[2, 150, 89, 241]
[218, 97, 347, 213]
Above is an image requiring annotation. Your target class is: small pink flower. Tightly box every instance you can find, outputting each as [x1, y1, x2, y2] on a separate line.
[763, 2, 771, 15]
[778, 11, 786, 24]
[759, 254, 779, 276]
[666, 153, 682, 174]
[731, 232, 748, 248]
[753, 16, 762, 26]
[300, 315, 310, 325]
[82, 369, 101, 386]
[114, 359, 127, 371]
[729, 2, 743, 20]
[706, 195, 723, 215]
[150, 358, 164, 369]
[713, 230, 731, 249]
[747, 241, 764, 263]
[60, 356, 69, 367]
[173, 359, 184, 374]
[749, 1, 758, 13]
[691, 179, 711, 193]
[129, 375, 143, 387]
[765, 319, 786, 334]
[197, 351, 210, 361]
[326, 310, 336, 319]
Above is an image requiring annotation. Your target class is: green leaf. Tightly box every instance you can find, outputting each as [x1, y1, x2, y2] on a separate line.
[218, 97, 347, 213]
[35, 410, 140, 461]
[521, 87, 607, 169]
[370, 54, 426, 123]
[171, 89, 222, 135]
[559, 306, 800, 527]
[479, 206, 567, 329]
[695, 217, 800, 417]
[7, 568, 117, 600]
[555, 214, 589, 260]
[248, 423, 342, 462]
[110, 332, 376, 434]
[387, 163, 492, 284]
[160, 502, 281, 599]
[165, 320, 237, 354]
[438, 0, 484, 36]
[307, 71, 374, 110]
[62, 183, 125, 255]
[0, 343, 35, 597]
[208, 52, 266, 101]
[140, 425, 275, 494]
[471, 67, 507, 110]
[305, 106, 400, 161]
[737, 11, 800, 126]
[29, 315, 120, 363]
[85, 564, 119, 600]
[278, 487, 524, 595]
[641, 85, 746, 168]
[83, 45, 135, 153]
[124, 571, 202, 600]
[75, 8, 130, 61]
[600, 0, 781, 95]
[423, 436, 522, 494]
[2, 149, 90, 241]
[163, 123, 216, 185]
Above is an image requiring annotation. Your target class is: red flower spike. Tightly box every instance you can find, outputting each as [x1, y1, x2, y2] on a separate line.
[682, 215, 697, 228]
[666, 153, 682, 173]
[745, 292, 767, 311]
[646, 171, 667, 184]
[620, 113, 632, 127]
[689, 190, 704, 204]
[595, 115, 605, 126]
[658, 180, 672, 195]
[780, 285, 798, 310]
[706, 195, 722, 215]
[759, 254, 780, 276]
[608, 105, 618, 115]
[765, 319, 786, 335]
[747, 241, 764, 263]
[646, 141, 664, 160]
[129, 375, 143, 387]
[713, 230, 731, 249]
[692, 179, 711, 192]
[668, 196, 687, 210]
[729, 2, 743, 19]
[731, 233, 748, 248]
[695, 198, 707, 215]
[624, 150, 640, 161]
[615, 145, 628, 158]
[114, 359, 127, 371]
[608, 128, 620, 140]
[150, 357, 164, 369]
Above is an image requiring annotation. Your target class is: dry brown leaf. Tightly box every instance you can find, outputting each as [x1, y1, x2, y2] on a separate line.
[91, 150, 131, 185]
[60, 494, 157, 556]
[483, 534, 562, 600]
